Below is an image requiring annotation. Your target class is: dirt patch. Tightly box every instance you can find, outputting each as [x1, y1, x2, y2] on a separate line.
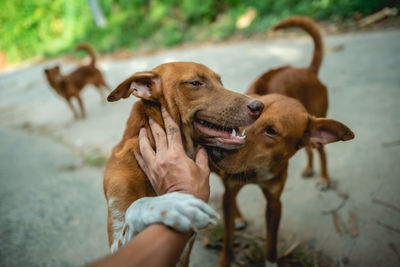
[201, 221, 334, 267]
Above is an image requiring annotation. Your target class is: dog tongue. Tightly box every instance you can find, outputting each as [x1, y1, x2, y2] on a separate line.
[194, 122, 246, 145]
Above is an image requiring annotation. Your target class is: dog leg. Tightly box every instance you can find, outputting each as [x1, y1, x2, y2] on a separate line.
[95, 85, 107, 105]
[260, 173, 287, 267]
[66, 98, 79, 119]
[75, 95, 86, 119]
[219, 182, 242, 267]
[232, 197, 247, 230]
[262, 190, 281, 267]
[301, 146, 314, 177]
[176, 233, 196, 267]
[109, 192, 218, 253]
[316, 145, 329, 190]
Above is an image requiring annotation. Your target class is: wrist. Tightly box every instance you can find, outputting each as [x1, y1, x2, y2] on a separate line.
[166, 186, 209, 203]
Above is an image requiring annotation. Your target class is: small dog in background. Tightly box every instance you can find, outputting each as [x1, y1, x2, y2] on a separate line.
[44, 43, 110, 119]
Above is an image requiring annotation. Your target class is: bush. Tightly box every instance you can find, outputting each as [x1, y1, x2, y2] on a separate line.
[0, 0, 398, 63]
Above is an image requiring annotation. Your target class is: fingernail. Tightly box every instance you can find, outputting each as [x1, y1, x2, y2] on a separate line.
[148, 117, 153, 124]
[139, 128, 145, 136]
[209, 219, 217, 225]
[161, 106, 166, 112]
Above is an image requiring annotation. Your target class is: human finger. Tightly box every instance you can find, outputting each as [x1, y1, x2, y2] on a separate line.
[134, 151, 150, 177]
[138, 128, 155, 165]
[161, 106, 183, 150]
[195, 147, 209, 172]
[148, 117, 167, 152]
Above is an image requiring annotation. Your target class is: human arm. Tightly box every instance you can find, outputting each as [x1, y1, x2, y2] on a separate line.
[88, 224, 191, 267]
[89, 107, 215, 267]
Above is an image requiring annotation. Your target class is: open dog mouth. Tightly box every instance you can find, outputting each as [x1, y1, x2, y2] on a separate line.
[193, 116, 246, 149]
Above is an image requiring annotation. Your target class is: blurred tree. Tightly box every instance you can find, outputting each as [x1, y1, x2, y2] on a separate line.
[0, 0, 398, 63]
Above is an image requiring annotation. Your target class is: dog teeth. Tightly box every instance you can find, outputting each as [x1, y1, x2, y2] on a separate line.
[231, 128, 246, 140]
[241, 129, 246, 136]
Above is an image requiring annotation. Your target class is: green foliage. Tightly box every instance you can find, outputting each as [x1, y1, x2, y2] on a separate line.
[82, 150, 108, 167]
[0, 0, 398, 63]
[0, 0, 90, 61]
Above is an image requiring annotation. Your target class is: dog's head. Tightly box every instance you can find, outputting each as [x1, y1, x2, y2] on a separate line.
[210, 94, 354, 175]
[44, 66, 63, 90]
[108, 62, 264, 152]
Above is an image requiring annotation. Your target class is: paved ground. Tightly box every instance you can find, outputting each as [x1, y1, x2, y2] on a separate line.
[0, 29, 399, 267]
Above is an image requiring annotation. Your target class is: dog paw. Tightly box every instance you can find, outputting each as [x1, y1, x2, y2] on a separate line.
[132, 192, 217, 233]
[316, 178, 330, 191]
[235, 217, 247, 230]
[301, 168, 314, 178]
[112, 193, 219, 252]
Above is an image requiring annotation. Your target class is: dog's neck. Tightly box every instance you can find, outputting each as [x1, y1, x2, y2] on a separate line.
[222, 160, 288, 186]
[48, 74, 67, 92]
[118, 100, 195, 159]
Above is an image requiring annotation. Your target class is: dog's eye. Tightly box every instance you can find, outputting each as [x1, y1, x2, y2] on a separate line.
[266, 126, 279, 136]
[189, 81, 202, 86]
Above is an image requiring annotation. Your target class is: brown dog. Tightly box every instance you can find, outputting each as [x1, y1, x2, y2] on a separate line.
[44, 43, 110, 119]
[248, 16, 332, 190]
[103, 62, 264, 261]
[210, 94, 354, 266]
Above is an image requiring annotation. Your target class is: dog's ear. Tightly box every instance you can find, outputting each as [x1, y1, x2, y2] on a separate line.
[305, 117, 354, 148]
[107, 72, 161, 102]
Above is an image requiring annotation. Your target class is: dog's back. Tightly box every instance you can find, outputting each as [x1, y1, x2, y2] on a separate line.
[66, 43, 105, 91]
[247, 16, 327, 117]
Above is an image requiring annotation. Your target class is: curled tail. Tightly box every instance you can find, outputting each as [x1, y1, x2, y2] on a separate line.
[75, 43, 96, 66]
[273, 16, 323, 74]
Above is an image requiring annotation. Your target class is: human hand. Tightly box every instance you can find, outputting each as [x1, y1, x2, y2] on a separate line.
[134, 106, 211, 202]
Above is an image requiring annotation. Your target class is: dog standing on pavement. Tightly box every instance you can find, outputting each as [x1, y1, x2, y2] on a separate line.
[208, 16, 355, 266]
[44, 43, 110, 119]
[211, 94, 354, 266]
[248, 16, 333, 190]
[103, 62, 264, 265]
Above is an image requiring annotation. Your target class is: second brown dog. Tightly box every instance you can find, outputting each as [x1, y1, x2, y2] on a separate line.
[209, 16, 355, 266]
[211, 94, 354, 266]
[248, 16, 332, 190]
[44, 43, 110, 119]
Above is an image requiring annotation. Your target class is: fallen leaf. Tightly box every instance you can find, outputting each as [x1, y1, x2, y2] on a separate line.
[236, 7, 256, 29]
[348, 210, 358, 237]
[332, 211, 342, 234]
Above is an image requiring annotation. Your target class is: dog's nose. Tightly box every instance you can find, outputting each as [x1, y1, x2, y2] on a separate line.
[247, 99, 264, 117]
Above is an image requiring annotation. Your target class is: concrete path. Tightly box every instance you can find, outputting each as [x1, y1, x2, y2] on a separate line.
[0, 29, 399, 266]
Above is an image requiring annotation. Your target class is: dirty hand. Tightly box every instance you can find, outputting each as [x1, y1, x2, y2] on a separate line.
[134, 106, 210, 202]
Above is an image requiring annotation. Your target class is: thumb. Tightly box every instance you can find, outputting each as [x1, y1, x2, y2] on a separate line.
[195, 147, 209, 171]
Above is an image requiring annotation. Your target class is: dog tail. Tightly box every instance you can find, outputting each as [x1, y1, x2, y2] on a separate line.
[75, 43, 96, 66]
[272, 16, 323, 74]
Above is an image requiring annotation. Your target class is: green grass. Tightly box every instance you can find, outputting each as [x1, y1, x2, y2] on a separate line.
[82, 151, 108, 167]
[1, 0, 398, 63]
